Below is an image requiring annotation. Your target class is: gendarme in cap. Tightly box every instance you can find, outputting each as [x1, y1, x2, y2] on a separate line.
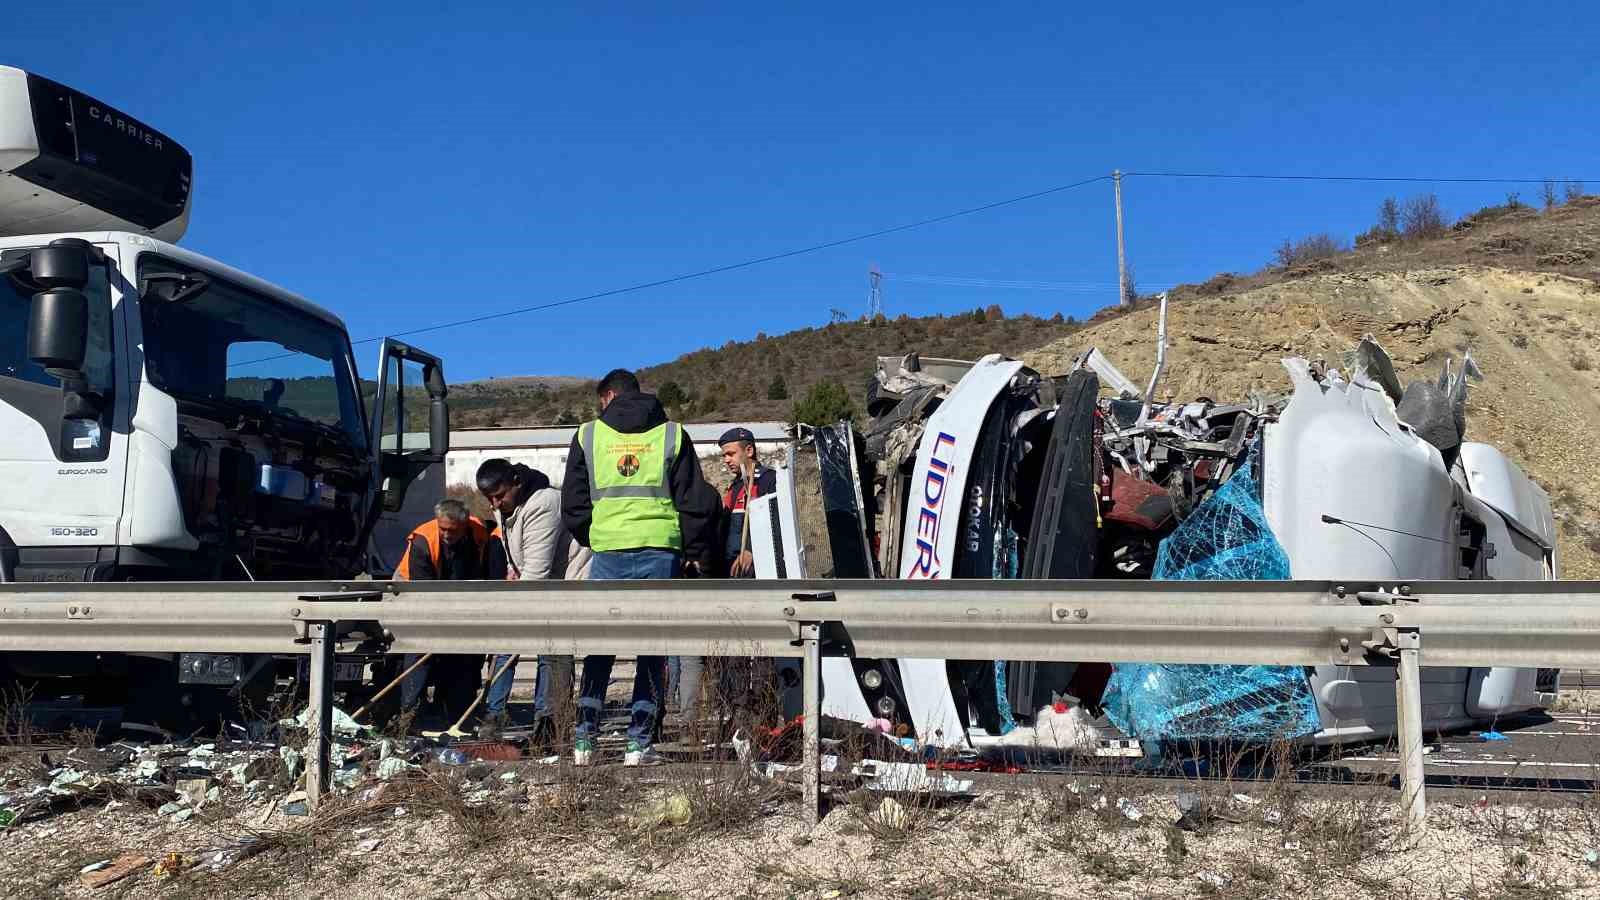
[718, 427, 756, 445]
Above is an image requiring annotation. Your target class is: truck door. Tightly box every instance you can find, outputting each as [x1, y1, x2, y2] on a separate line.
[0, 241, 129, 574]
[368, 339, 448, 520]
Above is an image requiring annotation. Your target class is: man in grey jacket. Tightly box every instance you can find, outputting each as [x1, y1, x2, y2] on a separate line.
[477, 459, 592, 739]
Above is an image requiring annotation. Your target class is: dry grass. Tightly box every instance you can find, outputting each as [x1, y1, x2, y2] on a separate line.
[6, 736, 1600, 898]
[9, 664, 1600, 897]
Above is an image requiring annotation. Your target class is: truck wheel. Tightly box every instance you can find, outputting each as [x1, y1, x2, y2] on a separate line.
[121, 657, 181, 735]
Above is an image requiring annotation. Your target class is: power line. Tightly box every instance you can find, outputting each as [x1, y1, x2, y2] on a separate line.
[239, 167, 1592, 359]
[353, 174, 1112, 345]
[885, 273, 1174, 293]
[1126, 171, 1592, 185]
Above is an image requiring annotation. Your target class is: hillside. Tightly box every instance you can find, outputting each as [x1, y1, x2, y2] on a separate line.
[448, 311, 1083, 427]
[1146, 194, 1600, 308]
[1024, 266, 1600, 579]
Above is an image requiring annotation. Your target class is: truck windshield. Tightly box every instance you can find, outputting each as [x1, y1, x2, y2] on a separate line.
[137, 256, 367, 450]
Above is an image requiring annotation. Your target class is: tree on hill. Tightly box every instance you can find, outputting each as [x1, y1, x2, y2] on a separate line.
[1274, 233, 1345, 267]
[1400, 193, 1449, 239]
[767, 374, 789, 400]
[792, 380, 854, 426]
[657, 380, 689, 408]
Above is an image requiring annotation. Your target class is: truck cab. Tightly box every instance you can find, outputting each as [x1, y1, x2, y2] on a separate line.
[0, 66, 448, 725]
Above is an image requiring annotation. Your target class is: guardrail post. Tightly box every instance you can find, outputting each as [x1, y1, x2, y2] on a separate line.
[800, 621, 822, 828]
[787, 590, 836, 828]
[304, 621, 335, 810]
[1394, 628, 1426, 834]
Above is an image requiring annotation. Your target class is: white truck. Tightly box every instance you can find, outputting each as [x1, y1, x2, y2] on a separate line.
[0, 66, 449, 728]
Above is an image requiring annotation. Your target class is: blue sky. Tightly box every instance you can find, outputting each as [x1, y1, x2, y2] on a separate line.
[7, 3, 1597, 383]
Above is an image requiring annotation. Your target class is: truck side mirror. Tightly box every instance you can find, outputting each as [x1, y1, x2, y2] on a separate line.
[28, 288, 88, 374]
[429, 396, 449, 461]
[28, 243, 92, 290]
[19, 240, 96, 378]
[424, 360, 449, 462]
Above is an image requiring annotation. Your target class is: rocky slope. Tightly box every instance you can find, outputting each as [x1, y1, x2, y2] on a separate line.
[1023, 267, 1600, 578]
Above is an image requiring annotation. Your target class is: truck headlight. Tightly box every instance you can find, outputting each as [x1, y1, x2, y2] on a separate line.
[861, 669, 883, 689]
[875, 696, 897, 717]
[178, 653, 242, 685]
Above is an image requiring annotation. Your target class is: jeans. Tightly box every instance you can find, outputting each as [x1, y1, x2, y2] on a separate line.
[399, 654, 480, 721]
[400, 654, 430, 710]
[668, 656, 704, 718]
[576, 548, 681, 748]
[484, 654, 574, 720]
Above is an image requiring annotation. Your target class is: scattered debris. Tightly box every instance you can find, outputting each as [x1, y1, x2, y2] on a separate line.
[873, 797, 909, 830]
[856, 760, 974, 797]
[279, 746, 304, 780]
[1116, 796, 1144, 821]
[176, 777, 211, 808]
[282, 704, 365, 739]
[633, 793, 693, 829]
[1481, 731, 1509, 742]
[79, 853, 150, 889]
[377, 757, 415, 781]
[1177, 787, 1209, 832]
[994, 703, 1099, 752]
[281, 791, 309, 817]
[152, 851, 190, 880]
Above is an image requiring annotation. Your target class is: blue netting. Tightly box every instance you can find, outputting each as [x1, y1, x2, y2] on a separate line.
[1102, 448, 1322, 743]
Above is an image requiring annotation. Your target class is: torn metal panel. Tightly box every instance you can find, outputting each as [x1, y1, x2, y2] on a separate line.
[1349, 333, 1405, 404]
[1137, 292, 1171, 428]
[1394, 349, 1484, 467]
[1457, 442, 1556, 553]
[1072, 347, 1142, 399]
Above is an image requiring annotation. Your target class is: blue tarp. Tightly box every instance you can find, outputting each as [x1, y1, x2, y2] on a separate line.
[1102, 448, 1322, 743]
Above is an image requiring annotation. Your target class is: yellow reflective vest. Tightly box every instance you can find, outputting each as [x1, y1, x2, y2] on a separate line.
[580, 419, 683, 552]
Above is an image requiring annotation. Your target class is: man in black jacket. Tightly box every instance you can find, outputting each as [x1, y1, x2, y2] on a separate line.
[561, 369, 717, 765]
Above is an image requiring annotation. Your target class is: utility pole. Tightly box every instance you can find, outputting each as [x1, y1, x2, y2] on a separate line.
[868, 265, 884, 319]
[1113, 170, 1129, 307]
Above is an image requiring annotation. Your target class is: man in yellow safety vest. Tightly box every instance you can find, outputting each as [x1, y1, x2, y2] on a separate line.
[561, 368, 716, 766]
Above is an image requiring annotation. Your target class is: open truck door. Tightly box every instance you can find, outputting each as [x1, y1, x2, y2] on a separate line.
[369, 339, 449, 515]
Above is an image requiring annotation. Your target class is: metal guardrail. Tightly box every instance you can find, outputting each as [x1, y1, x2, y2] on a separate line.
[4, 578, 1600, 829]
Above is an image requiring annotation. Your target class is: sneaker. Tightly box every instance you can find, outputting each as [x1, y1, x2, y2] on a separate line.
[623, 741, 664, 767]
[573, 739, 596, 767]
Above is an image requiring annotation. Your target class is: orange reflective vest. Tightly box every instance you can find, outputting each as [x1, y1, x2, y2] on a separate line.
[394, 516, 490, 580]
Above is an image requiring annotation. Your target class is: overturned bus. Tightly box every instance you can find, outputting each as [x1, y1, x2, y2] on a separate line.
[758, 300, 1558, 751]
